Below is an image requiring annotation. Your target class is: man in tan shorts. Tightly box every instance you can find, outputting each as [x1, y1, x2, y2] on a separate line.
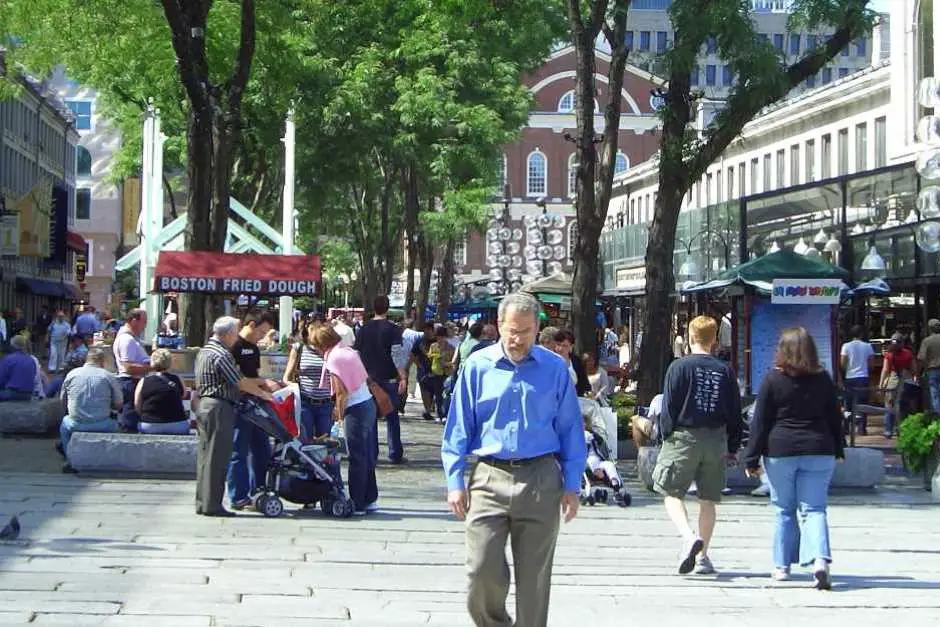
[651, 316, 743, 575]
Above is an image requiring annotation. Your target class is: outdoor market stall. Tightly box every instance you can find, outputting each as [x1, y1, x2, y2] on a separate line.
[682, 249, 849, 396]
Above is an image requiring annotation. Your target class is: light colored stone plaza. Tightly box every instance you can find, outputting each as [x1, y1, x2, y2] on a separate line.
[1, 410, 939, 627]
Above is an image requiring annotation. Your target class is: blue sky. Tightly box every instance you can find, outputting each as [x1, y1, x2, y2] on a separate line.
[868, 0, 891, 12]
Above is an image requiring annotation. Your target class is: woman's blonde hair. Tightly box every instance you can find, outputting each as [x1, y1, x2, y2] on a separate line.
[150, 348, 173, 372]
[309, 324, 342, 352]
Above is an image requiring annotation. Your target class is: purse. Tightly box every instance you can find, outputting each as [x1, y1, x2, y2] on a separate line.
[367, 379, 395, 418]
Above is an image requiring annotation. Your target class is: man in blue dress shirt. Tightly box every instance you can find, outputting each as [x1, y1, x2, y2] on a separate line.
[442, 293, 586, 627]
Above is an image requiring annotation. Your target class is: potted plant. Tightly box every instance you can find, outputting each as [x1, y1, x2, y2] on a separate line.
[897, 412, 940, 490]
[609, 392, 638, 460]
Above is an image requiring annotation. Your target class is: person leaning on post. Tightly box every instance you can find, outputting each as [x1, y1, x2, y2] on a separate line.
[442, 292, 587, 627]
[194, 316, 273, 518]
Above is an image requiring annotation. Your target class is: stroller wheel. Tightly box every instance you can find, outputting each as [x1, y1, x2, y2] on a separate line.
[332, 499, 352, 518]
[255, 494, 268, 514]
[579, 496, 587, 506]
[261, 496, 284, 518]
[320, 499, 332, 516]
[586, 495, 596, 506]
[594, 488, 608, 503]
[618, 492, 632, 507]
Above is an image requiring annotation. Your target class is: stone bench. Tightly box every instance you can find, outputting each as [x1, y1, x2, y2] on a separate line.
[637, 446, 885, 492]
[0, 398, 65, 434]
[68, 432, 197, 476]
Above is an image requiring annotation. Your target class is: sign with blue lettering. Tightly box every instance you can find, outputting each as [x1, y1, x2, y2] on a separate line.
[770, 279, 842, 305]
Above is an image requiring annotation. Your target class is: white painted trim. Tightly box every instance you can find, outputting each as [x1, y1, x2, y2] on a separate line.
[547, 45, 666, 86]
[567, 153, 577, 197]
[527, 112, 659, 132]
[526, 149, 548, 197]
[529, 71, 642, 115]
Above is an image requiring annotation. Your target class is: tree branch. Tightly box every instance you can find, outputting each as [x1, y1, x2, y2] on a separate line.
[596, 0, 630, 219]
[225, 0, 256, 109]
[159, 0, 211, 110]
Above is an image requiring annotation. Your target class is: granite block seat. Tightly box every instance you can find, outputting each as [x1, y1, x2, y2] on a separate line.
[637, 445, 885, 492]
[0, 398, 65, 434]
[68, 432, 197, 476]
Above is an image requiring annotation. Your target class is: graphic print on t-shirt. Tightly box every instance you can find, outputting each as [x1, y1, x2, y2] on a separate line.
[693, 366, 722, 414]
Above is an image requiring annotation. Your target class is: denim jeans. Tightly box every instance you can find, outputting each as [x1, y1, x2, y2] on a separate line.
[927, 370, 940, 413]
[763, 455, 836, 568]
[301, 398, 334, 440]
[345, 397, 378, 511]
[843, 377, 869, 433]
[425, 375, 446, 419]
[60, 415, 117, 456]
[373, 380, 403, 462]
[226, 412, 272, 504]
[139, 420, 191, 435]
[117, 377, 140, 432]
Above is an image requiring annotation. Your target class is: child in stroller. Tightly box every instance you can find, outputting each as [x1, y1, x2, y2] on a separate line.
[237, 395, 354, 518]
[581, 410, 631, 507]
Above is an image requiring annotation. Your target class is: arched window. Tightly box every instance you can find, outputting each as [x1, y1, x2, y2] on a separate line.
[567, 153, 577, 197]
[76, 146, 92, 177]
[526, 150, 547, 196]
[567, 220, 579, 263]
[558, 90, 600, 113]
[615, 152, 629, 175]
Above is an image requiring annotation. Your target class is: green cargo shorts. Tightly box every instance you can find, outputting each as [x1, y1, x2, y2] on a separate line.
[652, 427, 727, 502]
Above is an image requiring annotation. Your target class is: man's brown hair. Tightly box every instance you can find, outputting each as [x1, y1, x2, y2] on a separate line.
[688, 315, 717, 347]
[773, 326, 823, 377]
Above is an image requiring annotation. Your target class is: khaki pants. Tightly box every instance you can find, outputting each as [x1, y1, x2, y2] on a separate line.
[195, 397, 235, 514]
[465, 456, 562, 627]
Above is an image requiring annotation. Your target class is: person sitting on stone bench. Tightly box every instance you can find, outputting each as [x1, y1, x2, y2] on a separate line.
[0, 336, 38, 402]
[57, 348, 124, 472]
[134, 348, 192, 435]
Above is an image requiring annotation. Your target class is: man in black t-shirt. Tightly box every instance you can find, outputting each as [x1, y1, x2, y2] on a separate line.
[354, 296, 407, 464]
[227, 311, 281, 509]
[652, 315, 742, 577]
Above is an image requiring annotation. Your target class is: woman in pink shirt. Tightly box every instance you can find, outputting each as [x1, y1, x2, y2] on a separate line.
[311, 326, 377, 515]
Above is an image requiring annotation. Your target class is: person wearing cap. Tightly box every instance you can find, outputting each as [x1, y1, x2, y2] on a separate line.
[878, 333, 915, 438]
[918, 319, 940, 412]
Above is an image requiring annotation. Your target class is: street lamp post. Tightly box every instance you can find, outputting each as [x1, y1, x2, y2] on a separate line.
[677, 229, 731, 281]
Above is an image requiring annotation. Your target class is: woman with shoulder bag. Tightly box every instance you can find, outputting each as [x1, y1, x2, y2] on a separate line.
[310, 325, 379, 516]
[282, 320, 334, 440]
[878, 333, 915, 438]
[743, 327, 844, 590]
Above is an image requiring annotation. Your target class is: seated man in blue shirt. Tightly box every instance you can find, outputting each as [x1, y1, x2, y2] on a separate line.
[442, 293, 586, 627]
[0, 336, 38, 402]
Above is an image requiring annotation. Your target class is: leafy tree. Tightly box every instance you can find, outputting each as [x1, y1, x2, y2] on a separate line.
[565, 0, 631, 354]
[636, 0, 875, 403]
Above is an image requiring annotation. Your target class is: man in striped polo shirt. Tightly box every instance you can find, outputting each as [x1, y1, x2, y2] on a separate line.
[194, 316, 272, 517]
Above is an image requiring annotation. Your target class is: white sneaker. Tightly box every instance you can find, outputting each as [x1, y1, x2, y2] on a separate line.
[771, 567, 790, 582]
[751, 484, 771, 497]
[678, 536, 704, 574]
[365, 502, 379, 513]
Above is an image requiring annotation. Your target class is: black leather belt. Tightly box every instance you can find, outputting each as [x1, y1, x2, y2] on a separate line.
[479, 453, 556, 469]
[303, 397, 333, 405]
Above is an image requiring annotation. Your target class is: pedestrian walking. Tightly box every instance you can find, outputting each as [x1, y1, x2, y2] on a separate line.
[878, 333, 915, 438]
[48, 311, 71, 373]
[442, 293, 586, 627]
[743, 327, 844, 589]
[839, 325, 874, 435]
[194, 317, 271, 517]
[354, 296, 408, 464]
[651, 315, 743, 575]
[917, 318, 940, 413]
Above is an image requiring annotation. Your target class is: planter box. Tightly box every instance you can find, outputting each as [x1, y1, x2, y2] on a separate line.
[617, 439, 638, 461]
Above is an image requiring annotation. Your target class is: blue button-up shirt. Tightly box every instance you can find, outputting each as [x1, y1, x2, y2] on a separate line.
[442, 342, 587, 493]
[0, 351, 38, 393]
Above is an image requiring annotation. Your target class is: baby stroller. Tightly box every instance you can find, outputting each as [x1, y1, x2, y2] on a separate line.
[580, 400, 631, 507]
[237, 396, 354, 519]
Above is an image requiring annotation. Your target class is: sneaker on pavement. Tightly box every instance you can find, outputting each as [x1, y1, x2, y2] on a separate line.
[694, 555, 716, 575]
[720, 487, 732, 496]
[751, 484, 771, 497]
[352, 509, 368, 517]
[678, 536, 704, 575]
[422, 412, 434, 421]
[771, 567, 791, 582]
[813, 560, 832, 590]
[231, 498, 253, 511]
[365, 502, 379, 513]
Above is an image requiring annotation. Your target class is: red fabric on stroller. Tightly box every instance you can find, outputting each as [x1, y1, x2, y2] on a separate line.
[270, 394, 298, 438]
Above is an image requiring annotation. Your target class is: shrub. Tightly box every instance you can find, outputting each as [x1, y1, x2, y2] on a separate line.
[897, 412, 940, 473]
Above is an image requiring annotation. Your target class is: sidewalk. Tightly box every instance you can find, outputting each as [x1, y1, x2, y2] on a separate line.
[0, 402, 938, 626]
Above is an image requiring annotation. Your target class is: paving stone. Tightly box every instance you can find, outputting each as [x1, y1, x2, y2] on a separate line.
[31, 615, 212, 626]
[0, 612, 34, 625]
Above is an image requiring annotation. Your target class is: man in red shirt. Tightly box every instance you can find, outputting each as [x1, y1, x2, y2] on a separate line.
[878, 333, 915, 438]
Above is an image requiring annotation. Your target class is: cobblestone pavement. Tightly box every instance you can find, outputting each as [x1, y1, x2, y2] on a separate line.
[0, 401, 939, 626]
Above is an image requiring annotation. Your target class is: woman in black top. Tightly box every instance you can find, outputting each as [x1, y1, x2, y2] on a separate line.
[134, 349, 190, 435]
[743, 327, 844, 590]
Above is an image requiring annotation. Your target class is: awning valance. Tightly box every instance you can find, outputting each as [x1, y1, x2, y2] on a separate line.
[16, 277, 65, 297]
[66, 231, 87, 253]
[153, 251, 321, 296]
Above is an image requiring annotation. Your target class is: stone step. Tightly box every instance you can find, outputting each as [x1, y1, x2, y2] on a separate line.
[67, 432, 197, 476]
[0, 399, 64, 434]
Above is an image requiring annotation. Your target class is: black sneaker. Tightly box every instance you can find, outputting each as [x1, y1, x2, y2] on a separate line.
[388, 457, 408, 465]
[422, 412, 434, 421]
[54, 442, 66, 460]
[61, 463, 77, 474]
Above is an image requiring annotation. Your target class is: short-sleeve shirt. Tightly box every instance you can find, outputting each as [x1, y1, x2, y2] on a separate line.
[195, 338, 243, 402]
[840, 339, 874, 380]
[918, 334, 940, 371]
[295, 343, 331, 401]
[61, 364, 123, 424]
[885, 348, 915, 376]
[113, 328, 150, 377]
[354, 319, 403, 381]
[232, 337, 261, 378]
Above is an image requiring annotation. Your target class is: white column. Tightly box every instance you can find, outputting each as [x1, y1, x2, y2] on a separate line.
[143, 111, 165, 342]
[278, 110, 296, 342]
[138, 105, 154, 333]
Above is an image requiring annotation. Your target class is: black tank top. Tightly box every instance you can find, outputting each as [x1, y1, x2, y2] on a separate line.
[138, 372, 186, 423]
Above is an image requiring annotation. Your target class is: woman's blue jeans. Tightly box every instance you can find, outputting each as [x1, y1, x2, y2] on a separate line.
[344, 398, 378, 511]
[764, 455, 836, 568]
[301, 398, 334, 440]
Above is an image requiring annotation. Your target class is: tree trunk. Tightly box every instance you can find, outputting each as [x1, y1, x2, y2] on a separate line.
[402, 167, 420, 319]
[415, 235, 434, 323]
[436, 238, 456, 323]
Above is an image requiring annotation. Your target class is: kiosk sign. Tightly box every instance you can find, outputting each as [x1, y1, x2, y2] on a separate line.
[157, 276, 319, 296]
[771, 279, 842, 305]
